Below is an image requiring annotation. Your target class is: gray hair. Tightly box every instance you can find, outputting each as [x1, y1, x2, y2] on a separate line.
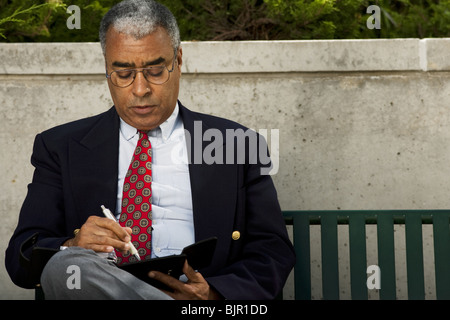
[99, 0, 180, 55]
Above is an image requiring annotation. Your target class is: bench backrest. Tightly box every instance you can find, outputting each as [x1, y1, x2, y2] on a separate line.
[283, 210, 450, 300]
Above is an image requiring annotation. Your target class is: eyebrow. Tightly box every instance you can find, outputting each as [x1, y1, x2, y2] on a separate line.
[112, 56, 166, 68]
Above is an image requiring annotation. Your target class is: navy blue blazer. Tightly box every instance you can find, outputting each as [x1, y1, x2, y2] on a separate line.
[5, 102, 295, 299]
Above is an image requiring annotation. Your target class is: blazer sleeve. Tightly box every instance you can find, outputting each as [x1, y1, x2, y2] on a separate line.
[5, 133, 72, 288]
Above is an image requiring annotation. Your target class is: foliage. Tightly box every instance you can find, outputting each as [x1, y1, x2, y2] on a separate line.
[0, 0, 65, 40]
[0, 0, 122, 42]
[159, 0, 277, 41]
[40, 0, 122, 42]
[374, 0, 450, 38]
[155, 0, 450, 40]
[261, 0, 450, 39]
[1, 0, 450, 42]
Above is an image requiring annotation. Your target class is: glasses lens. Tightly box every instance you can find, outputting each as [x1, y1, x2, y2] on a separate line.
[143, 66, 169, 85]
[111, 70, 135, 87]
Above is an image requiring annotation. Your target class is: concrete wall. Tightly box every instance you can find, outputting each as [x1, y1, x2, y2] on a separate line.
[2, 39, 450, 299]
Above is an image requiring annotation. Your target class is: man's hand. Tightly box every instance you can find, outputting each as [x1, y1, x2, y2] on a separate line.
[63, 215, 132, 253]
[148, 261, 223, 300]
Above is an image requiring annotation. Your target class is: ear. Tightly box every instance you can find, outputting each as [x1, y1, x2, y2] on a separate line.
[177, 46, 183, 69]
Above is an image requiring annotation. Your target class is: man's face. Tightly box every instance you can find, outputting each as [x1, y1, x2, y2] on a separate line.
[104, 27, 182, 131]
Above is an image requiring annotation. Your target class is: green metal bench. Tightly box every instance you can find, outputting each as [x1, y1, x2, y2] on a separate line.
[283, 210, 450, 300]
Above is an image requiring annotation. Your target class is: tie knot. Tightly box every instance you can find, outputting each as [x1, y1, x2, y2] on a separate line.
[138, 130, 148, 139]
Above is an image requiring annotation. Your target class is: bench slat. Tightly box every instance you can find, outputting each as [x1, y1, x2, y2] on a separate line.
[432, 213, 450, 299]
[320, 214, 340, 299]
[376, 213, 396, 300]
[348, 214, 368, 299]
[405, 213, 425, 299]
[293, 214, 312, 300]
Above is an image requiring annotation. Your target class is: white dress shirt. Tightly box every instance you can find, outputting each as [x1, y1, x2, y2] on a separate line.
[116, 103, 195, 258]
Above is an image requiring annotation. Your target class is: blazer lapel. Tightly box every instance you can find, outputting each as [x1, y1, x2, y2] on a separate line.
[68, 107, 120, 224]
[179, 103, 238, 267]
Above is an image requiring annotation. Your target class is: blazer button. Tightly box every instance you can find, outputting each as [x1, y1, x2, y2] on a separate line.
[232, 231, 240, 240]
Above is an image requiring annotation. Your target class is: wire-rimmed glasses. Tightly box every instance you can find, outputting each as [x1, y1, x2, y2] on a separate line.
[106, 50, 177, 88]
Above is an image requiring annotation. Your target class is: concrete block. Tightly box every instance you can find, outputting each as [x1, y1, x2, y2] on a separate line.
[422, 38, 450, 71]
[183, 39, 422, 73]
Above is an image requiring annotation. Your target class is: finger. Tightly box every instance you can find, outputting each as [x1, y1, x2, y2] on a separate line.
[76, 216, 131, 252]
[148, 271, 184, 299]
[149, 265, 210, 300]
[92, 216, 131, 242]
[148, 270, 183, 291]
[91, 233, 131, 253]
[76, 228, 131, 253]
[123, 227, 133, 236]
[183, 261, 204, 283]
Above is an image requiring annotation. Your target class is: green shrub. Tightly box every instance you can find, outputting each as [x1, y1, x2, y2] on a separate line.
[1, 0, 450, 42]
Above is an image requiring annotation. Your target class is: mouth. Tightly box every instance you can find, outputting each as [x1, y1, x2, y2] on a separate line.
[131, 105, 156, 114]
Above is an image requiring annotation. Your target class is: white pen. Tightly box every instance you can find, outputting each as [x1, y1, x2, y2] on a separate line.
[101, 205, 141, 262]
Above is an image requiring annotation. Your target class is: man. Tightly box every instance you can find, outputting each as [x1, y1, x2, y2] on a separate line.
[5, 0, 295, 300]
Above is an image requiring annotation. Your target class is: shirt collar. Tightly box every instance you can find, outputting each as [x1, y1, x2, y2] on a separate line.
[119, 102, 180, 142]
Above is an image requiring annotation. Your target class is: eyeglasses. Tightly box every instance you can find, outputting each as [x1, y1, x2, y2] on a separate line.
[106, 50, 177, 88]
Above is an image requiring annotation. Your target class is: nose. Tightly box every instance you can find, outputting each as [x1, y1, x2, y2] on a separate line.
[132, 71, 151, 97]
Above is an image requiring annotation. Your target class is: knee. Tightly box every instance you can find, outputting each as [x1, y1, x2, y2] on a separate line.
[40, 247, 96, 298]
[41, 247, 89, 278]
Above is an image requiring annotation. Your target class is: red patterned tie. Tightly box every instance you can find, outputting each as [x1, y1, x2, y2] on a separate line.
[117, 130, 152, 265]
